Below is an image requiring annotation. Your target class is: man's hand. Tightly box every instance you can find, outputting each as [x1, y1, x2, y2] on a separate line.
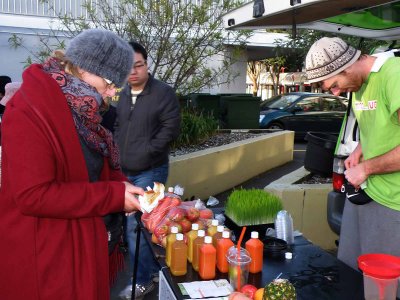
[123, 182, 144, 213]
[344, 162, 368, 188]
[345, 143, 363, 169]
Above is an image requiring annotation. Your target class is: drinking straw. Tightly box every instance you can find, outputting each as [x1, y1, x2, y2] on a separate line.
[236, 226, 247, 291]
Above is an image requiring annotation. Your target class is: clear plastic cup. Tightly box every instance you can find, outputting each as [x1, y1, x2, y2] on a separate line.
[226, 246, 252, 291]
[363, 274, 399, 300]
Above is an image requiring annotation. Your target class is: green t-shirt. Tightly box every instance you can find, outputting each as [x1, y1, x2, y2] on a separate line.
[353, 57, 400, 210]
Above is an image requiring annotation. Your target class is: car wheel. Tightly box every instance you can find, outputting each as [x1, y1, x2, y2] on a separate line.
[267, 122, 284, 130]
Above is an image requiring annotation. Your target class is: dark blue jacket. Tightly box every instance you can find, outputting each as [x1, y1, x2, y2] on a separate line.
[115, 75, 180, 173]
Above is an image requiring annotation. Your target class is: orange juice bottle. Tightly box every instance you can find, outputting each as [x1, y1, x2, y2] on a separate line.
[192, 229, 205, 271]
[199, 236, 216, 280]
[245, 231, 263, 273]
[216, 231, 234, 273]
[166, 226, 179, 267]
[207, 219, 219, 237]
[187, 223, 199, 262]
[212, 225, 225, 248]
[170, 233, 187, 276]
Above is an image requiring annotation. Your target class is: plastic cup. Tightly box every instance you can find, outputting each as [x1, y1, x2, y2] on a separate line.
[358, 253, 400, 300]
[226, 246, 252, 291]
[363, 274, 398, 300]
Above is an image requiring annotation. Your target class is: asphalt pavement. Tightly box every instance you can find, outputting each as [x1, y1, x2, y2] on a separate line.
[110, 142, 307, 300]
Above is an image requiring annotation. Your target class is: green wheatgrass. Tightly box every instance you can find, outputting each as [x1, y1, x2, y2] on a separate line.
[225, 189, 283, 226]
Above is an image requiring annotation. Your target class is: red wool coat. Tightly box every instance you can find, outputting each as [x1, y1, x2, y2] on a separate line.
[0, 64, 127, 300]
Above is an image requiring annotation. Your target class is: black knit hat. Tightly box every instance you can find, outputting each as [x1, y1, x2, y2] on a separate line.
[65, 29, 134, 87]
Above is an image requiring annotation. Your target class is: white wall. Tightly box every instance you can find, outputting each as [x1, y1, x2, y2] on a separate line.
[0, 30, 31, 81]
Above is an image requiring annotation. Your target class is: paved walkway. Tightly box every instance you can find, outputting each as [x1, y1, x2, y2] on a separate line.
[110, 143, 307, 299]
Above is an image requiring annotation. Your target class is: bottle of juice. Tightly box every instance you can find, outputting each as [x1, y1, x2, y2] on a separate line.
[191, 229, 205, 271]
[187, 223, 199, 262]
[245, 231, 263, 273]
[207, 219, 219, 237]
[199, 236, 216, 280]
[170, 233, 187, 276]
[166, 226, 179, 267]
[212, 225, 225, 248]
[216, 231, 234, 273]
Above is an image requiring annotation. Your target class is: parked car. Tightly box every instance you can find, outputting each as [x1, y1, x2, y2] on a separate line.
[259, 92, 347, 139]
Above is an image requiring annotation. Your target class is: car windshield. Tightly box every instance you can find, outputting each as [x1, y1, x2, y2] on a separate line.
[260, 94, 301, 110]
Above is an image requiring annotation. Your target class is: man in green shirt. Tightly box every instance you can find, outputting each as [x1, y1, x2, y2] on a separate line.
[305, 37, 400, 271]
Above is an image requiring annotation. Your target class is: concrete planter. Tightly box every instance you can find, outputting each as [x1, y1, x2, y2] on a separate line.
[264, 167, 337, 250]
[166, 131, 294, 200]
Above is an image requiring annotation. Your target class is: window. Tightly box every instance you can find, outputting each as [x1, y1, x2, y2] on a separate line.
[321, 97, 347, 111]
[296, 97, 320, 111]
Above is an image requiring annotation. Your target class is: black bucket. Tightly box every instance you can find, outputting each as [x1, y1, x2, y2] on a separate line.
[304, 132, 338, 177]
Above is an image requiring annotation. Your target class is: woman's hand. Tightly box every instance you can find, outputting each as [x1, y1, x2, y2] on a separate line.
[123, 182, 144, 213]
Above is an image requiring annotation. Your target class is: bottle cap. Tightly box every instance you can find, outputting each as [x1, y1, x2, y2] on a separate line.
[176, 233, 184, 241]
[204, 236, 212, 244]
[198, 230, 205, 237]
[222, 231, 230, 239]
[285, 252, 293, 259]
[192, 223, 199, 230]
[171, 226, 179, 234]
[251, 231, 259, 239]
[168, 187, 174, 193]
[211, 219, 219, 226]
[217, 225, 224, 232]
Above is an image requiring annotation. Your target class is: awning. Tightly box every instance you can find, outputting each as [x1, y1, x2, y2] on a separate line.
[223, 0, 400, 40]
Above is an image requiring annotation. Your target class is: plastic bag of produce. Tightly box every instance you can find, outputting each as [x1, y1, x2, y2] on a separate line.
[142, 192, 215, 247]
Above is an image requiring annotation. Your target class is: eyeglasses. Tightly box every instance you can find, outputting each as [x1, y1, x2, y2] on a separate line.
[103, 78, 116, 90]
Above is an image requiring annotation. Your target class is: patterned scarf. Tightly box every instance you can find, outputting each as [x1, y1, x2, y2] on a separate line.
[42, 57, 120, 169]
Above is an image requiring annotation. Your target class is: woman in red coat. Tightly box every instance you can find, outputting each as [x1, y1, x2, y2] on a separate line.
[0, 29, 143, 300]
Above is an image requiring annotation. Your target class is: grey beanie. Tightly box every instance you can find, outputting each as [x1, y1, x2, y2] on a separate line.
[65, 29, 133, 87]
[306, 37, 361, 83]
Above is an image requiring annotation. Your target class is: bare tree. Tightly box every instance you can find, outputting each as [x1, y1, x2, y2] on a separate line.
[261, 56, 286, 96]
[9, 0, 251, 94]
[247, 60, 264, 96]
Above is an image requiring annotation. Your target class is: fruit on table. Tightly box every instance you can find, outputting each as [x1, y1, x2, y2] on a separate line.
[186, 207, 200, 222]
[200, 208, 213, 219]
[167, 207, 186, 222]
[240, 284, 258, 299]
[263, 279, 296, 300]
[254, 288, 264, 300]
[179, 218, 192, 233]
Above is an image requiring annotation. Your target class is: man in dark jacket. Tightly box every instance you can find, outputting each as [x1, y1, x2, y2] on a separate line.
[115, 41, 180, 299]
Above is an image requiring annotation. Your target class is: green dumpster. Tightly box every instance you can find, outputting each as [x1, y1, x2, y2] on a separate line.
[220, 95, 261, 129]
[189, 93, 221, 120]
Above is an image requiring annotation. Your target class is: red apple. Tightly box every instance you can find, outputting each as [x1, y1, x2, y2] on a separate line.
[167, 207, 186, 222]
[186, 207, 200, 222]
[179, 218, 192, 233]
[199, 208, 214, 219]
[241, 284, 258, 299]
[170, 197, 182, 207]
